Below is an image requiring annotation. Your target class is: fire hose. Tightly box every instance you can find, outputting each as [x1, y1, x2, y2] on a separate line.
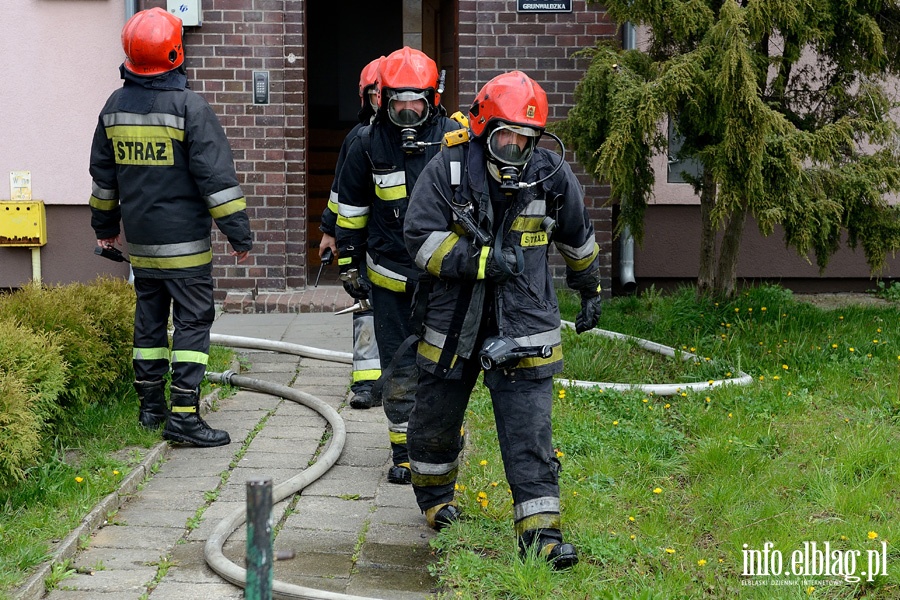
[201, 328, 751, 598]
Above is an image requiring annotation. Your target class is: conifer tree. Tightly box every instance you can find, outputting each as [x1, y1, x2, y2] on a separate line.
[558, 0, 900, 297]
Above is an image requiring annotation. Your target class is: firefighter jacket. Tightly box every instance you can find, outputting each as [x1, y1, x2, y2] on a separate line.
[404, 140, 602, 380]
[89, 68, 252, 279]
[335, 115, 462, 293]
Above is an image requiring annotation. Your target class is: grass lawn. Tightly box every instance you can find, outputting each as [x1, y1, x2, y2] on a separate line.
[431, 285, 900, 599]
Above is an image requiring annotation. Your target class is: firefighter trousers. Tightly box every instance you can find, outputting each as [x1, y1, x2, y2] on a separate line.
[132, 276, 215, 391]
[351, 308, 381, 394]
[370, 285, 417, 466]
[408, 359, 561, 516]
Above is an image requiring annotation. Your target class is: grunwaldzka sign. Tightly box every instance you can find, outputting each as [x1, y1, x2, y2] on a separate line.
[517, 0, 572, 12]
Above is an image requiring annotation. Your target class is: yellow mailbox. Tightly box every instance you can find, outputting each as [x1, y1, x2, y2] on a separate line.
[0, 201, 47, 247]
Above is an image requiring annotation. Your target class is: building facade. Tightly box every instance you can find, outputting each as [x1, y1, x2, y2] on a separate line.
[0, 0, 616, 308]
[2, 1, 892, 306]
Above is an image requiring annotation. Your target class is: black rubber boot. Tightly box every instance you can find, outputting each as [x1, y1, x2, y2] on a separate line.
[349, 390, 382, 409]
[424, 502, 461, 531]
[162, 386, 230, 447]
[134, 380, 167, 430]
[387, 462, 412, 484]
[518, 528, 579, 570]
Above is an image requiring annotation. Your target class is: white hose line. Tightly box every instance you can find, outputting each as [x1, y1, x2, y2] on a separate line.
[209, 333, 353, 364]
[559, 321, 753, 395]
[203, 370, 382, 600]
[203, 325, 750, 598]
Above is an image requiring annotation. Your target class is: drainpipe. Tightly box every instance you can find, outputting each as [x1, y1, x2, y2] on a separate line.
[125, 0, 138, 20]
[619, 22, 638, 294]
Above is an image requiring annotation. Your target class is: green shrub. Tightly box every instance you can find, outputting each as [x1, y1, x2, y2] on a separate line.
[0, 317, 67, 484]
[0, 376, 43, 485]
[0, 317, 67, 423]
[75, 277, 136, 384]
[0, 279, 134, 408]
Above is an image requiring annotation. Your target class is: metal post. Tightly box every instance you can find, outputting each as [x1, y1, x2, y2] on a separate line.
[245, 478, 273, 600]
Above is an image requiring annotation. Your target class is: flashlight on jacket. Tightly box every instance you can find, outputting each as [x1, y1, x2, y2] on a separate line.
[478, 335, 552, 371]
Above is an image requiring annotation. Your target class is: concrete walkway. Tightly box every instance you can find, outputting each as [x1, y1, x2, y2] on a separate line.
[34, 310, 438, 600]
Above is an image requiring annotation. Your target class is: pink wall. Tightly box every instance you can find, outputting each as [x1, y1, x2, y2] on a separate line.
[0, 0, 124, 206]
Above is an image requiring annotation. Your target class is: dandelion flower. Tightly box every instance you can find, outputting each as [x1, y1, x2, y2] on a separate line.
[697, 559, 707, 566]
[761, 307, 767, 312]
[665, 548, 676, 554]
[705, 397, 711, 403]
[491, 481, 499, 487]
[832, 343, 838, 349]
[868, 531, 878, 540]
[782, 364, 789, 370]
[840, 535, 848, 541]
[773, 375, 780, 380]
[113, 470, 120, 476]
[630, 534, 636, 540]
[664, 403, 671, 409]
[653, 487, 662, 494]
[728, 413, 733, 418]
[75, 477, 84, 483]
[612, 420, 619, 425]
[555, 450, 565, 458]
[806, 586, 814, 594]
[628, 516, 635, 522]
[477, 491, 487, 500]
[479, 459, 488, 466]
[642, 398, 649, 403]
[849, 347, 855, 352]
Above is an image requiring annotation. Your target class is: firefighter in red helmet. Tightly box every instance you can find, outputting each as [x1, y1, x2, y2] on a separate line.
[319, 56, 385, 410]
[89, 7, 252, 447]
[335, 47, 462, 484]
[403, 71, 603, 569]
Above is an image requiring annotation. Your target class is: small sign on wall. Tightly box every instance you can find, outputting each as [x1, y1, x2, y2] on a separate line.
[10, 171, 31, 201]
[517, 0, 572, 12]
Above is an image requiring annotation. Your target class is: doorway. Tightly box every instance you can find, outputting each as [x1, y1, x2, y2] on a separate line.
[305, 0, 458, 285]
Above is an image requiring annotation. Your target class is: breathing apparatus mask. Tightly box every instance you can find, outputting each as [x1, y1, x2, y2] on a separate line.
[386, 90, 437, 154]
[484, 123, 567, 195]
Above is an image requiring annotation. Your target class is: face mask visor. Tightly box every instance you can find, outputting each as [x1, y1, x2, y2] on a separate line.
[386, 90, 429, 127]
[486, 124, 540, 167]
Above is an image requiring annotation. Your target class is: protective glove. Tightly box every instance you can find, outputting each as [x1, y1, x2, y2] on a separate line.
[340, 270, 371, 300]
[342, 278, 370, 300]
[575, 293, 602, 334]
[485, 247, 520, 284]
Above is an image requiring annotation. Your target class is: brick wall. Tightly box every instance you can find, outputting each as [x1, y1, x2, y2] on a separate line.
[144, 0, 305, 302]
[459, 0, 616, 293]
